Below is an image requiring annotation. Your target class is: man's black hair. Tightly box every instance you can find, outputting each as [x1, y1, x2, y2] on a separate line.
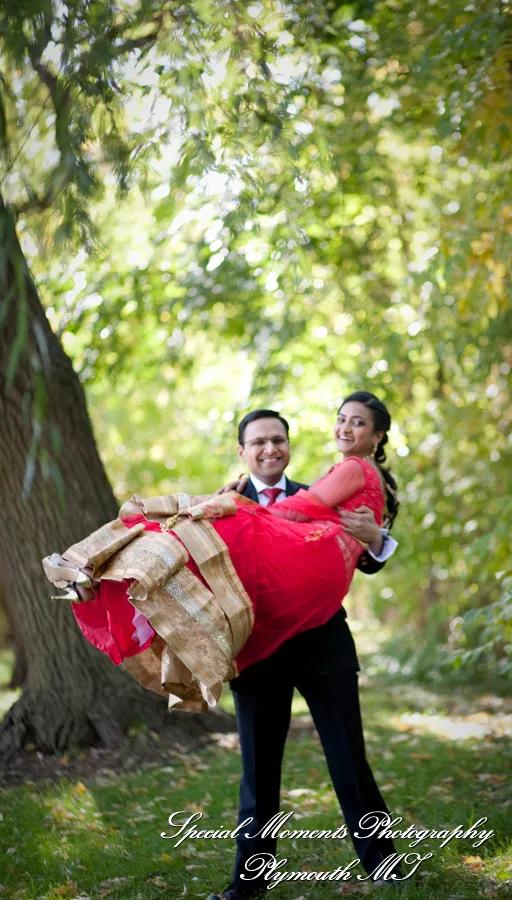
[237, 409, 290, 445]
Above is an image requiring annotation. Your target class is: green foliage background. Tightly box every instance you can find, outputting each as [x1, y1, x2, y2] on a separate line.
[1, 0, 511, 679]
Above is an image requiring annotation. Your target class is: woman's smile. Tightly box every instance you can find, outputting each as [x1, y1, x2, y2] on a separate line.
[334, 401, 383, 459]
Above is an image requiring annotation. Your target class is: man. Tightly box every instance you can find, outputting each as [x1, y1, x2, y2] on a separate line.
[209, 410, 399, 900]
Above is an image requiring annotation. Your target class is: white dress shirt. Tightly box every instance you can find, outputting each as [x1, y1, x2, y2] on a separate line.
[248, 474, 397, 563]
[250, 474, 288, 506]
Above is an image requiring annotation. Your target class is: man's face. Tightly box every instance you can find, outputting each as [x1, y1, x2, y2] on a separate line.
[237, 418, 290, 485]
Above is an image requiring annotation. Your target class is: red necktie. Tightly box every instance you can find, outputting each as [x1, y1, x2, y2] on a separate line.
[261, 488, 282, 507]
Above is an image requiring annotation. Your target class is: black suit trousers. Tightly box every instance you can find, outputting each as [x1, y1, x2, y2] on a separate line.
[228, 478, 394, 891]
[230, 667, 397, 888]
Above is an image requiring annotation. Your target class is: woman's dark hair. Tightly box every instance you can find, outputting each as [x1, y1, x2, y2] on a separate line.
[339, 391, 400, 528]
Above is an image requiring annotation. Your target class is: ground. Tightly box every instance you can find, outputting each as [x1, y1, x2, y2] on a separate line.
[0, 635, 510, 899]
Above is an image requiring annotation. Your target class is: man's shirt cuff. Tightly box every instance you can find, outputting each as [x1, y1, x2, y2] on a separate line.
[368, 532, 398, 562]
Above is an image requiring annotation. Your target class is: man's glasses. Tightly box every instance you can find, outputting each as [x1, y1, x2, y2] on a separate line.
[243, 437, 289, 448]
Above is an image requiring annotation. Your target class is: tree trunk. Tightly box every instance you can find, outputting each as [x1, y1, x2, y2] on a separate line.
[0, 581, 28, 688]
[0, 200, 182, 758]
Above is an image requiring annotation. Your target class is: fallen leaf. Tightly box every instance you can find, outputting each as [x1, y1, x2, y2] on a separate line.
[148, 876, 168, 887]
[55, 881, 78, 897]
[72, 782, 87, 795]
[462, 855, 484, 872]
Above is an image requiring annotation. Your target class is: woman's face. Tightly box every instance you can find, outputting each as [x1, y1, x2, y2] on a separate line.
[334, 401, 384, 459]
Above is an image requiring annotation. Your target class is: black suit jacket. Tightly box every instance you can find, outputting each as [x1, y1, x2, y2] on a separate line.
[231, 473, 374, 685]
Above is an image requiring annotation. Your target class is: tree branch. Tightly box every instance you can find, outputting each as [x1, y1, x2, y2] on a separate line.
[75, 11, 166, 73]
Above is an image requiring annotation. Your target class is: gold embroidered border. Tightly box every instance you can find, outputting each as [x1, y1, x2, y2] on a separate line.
[122, 639, 223, 713]
[119, 492, 215, 524]
[63, 519, 145, 573]
[128, 565, 234, 690]
[44, 492, 250, 710]
[100, 530, 188, 601]
[335, 532, 363, 572]
[184, 494, 238, 520]
[172, 517, 254, 656]
[121, 636, 169, 697]
[120, 493, 180, 520]
[160, 643, 222, 709]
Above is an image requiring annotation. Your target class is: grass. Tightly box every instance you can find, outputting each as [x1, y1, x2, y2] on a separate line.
[0, 638, 511, 899]
[0, 648, 20, 721]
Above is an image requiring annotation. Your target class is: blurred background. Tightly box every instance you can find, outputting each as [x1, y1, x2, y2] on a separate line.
[1, 0, 511, 746]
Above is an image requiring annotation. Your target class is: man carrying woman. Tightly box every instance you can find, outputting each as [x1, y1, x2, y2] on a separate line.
[210, 394, 401, 898]
[43, 391, 402, 894]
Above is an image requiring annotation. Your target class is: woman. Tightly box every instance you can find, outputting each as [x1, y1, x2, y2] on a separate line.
[43, 392, 398, 711]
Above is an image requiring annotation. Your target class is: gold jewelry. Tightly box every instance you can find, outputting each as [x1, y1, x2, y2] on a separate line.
[161, 513, 179, 531]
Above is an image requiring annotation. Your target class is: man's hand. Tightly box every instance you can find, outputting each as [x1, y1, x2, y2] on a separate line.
[339, 506, 383, 555]
[214, 474, 249, 496]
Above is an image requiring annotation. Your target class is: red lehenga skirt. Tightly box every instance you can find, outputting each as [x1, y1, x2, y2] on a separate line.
[43, 490, 364, 711]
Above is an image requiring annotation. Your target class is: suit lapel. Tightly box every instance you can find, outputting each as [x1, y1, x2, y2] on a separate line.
[242, 478, 259, 503]
[285, 476, 303, 497]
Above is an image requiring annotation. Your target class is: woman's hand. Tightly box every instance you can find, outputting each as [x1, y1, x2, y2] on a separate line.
[339, 506, 383, 554]
[214, 475, 249, 495]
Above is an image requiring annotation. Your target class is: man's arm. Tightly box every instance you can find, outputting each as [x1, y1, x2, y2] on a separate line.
[357, 551, 385, 575]
[339, 507, 398, 574]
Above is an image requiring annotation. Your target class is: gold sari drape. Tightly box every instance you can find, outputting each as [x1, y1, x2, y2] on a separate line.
[43, 493, 254, 712]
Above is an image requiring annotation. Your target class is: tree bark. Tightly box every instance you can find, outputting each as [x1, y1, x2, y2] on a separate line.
[0, 583, 27, 688]
[0, 200, 181, 757]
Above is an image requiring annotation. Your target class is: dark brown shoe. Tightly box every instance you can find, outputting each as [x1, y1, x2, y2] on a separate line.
[206, 887, 266, 900]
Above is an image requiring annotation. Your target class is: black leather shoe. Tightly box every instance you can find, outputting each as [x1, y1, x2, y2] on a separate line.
[206, 887, 266, 900]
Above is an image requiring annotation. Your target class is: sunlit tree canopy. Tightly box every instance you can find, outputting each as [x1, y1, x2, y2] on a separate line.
[1, 0, 511, 681]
